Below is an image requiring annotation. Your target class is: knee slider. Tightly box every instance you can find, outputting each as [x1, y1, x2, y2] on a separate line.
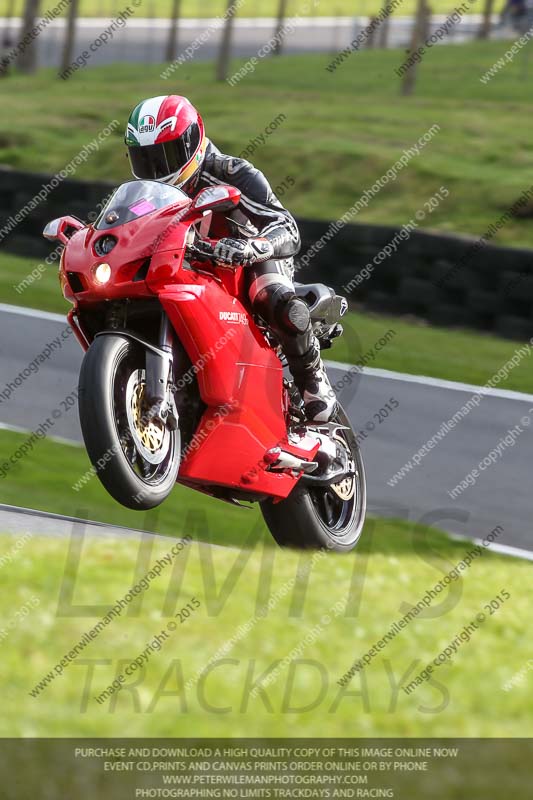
[276, 295, 311, 335]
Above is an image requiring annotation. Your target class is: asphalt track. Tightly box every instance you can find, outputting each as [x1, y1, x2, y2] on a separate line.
[0, 304, 532, 553]
[0, 502, 170, 542]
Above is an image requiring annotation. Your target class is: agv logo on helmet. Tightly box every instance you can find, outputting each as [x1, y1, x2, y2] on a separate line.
[139, 115, 155, 134]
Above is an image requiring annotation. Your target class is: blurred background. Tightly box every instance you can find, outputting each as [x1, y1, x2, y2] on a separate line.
[1, 0, 533, 739]
[2, 0, 531, 69]
[2, 1, 533, 339]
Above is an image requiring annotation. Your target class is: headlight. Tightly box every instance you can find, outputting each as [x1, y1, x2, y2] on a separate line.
[93, 263, 111, 285]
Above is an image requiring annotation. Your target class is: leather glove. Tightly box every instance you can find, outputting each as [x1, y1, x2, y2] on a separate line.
[213, 237, 274, 267]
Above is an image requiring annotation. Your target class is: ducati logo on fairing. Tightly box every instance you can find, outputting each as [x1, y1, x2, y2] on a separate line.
[219, 311, 248, 325]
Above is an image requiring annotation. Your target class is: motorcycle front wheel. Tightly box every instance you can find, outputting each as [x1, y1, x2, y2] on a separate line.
[78, 334, 181, 510]
[260, 404, 366, 552]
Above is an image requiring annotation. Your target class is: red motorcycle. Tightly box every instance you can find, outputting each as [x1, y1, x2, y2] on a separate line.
[44, 180, 366, 550]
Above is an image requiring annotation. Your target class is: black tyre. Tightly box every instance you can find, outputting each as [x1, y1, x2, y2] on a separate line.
[78, 335, 180, 510]
[260, 405, 366, 552]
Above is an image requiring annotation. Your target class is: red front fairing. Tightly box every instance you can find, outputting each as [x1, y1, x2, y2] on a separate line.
[58, 192, 319, 501]
[60, 199, 191, 305]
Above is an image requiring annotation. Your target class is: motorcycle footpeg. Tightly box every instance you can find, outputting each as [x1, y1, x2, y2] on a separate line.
[300, 467, 351, 487]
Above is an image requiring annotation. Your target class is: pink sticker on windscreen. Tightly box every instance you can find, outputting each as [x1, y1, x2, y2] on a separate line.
[129, 198, 156, 216]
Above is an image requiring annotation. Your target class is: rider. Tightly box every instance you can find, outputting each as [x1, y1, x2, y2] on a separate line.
[124, 95, 335, 422]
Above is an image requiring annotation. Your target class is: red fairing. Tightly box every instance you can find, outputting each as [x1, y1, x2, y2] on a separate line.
[54, 184, 320, 501]
[60, 198, 191, 307]
[159, 281, 296, 494]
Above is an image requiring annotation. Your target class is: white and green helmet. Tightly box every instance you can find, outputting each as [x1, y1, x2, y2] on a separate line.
[125, 95, 207, 186]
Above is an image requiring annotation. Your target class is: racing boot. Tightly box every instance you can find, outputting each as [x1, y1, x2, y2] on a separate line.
[287, 338, 337, 423]
[250, 280, 337, 422]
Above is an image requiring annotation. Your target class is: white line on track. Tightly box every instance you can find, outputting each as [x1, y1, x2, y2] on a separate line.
[327, 361, 533, 404]
[0, 302, 66, 324]
[0, 421, 79, 447]
[448, 532, 533, 563]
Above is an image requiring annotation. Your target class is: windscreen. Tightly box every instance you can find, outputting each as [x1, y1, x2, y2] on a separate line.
[94, 180, 190, 230]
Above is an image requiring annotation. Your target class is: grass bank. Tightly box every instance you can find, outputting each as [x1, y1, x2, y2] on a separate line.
[2, 44, 533, 246]
[0, 429, 530, 737]
[8, 1, 480, 18]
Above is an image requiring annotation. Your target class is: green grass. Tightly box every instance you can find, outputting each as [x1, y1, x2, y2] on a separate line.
[3, 249, 533, 392]
[1, 250, 66, 314]
[6, 0, 481, 18]
[3, 44, 533, 247]
[333, 309, 533, 392]
[0, 428, 531, 737]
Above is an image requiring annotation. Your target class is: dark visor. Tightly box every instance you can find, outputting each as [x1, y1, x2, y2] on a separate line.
[128, 123, 201, 180]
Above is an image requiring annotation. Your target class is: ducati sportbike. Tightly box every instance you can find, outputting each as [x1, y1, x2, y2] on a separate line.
[44, 180, 366, 550]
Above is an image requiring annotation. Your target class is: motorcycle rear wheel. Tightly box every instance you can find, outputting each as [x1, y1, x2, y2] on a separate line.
[78, 334, 181, 510]
[260, 405, 366, 552]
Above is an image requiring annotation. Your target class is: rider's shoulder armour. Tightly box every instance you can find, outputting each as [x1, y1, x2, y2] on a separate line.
[204, 151, 273, 207]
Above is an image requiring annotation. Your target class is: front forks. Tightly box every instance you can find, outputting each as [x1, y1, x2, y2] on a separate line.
[145, 313, 179, 431]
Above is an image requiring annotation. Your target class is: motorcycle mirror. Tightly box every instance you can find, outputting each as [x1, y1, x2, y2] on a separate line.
[43, 215, 85, 245]
[192, 185, 241, 213]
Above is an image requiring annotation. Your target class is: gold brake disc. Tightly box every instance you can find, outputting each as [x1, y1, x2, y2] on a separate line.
[125, 370, 170, 465]
[331, 474, 355, 501]
[130, 382, 165, 454]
